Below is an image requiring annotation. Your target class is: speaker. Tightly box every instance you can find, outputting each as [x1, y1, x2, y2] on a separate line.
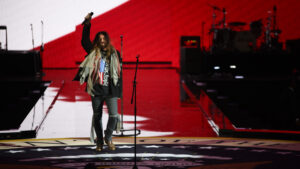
[286, 38, 300, 70]
[0, 50, 42, 78]
[180, 36, 200, 48]
[180, 47, 203, 75]
[180, 36, 206, 75]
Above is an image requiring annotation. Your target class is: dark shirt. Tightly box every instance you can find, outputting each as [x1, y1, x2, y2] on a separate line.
[93, 51, 111, 96]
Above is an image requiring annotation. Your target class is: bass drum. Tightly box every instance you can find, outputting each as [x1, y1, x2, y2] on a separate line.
[214, 28, 234, 50]
[233, 31, 256, 52]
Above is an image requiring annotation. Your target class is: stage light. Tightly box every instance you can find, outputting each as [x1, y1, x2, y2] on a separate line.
[229, 65, 236, 69]
[234, 75, 244, 79]
[213, 66, 220, 70]
[194, 81, 206, 87]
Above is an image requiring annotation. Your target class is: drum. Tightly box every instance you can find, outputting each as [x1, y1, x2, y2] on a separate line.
[214, 28, 234, 50]
[233, 31, 256, 52]
[250, 19, 263, 39]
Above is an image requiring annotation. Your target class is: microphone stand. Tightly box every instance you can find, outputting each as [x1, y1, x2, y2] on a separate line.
[37, 20, 44, 78]
[30, 24, 34, 49]
[120, 35, 125, 132]
[41, 20, 44, 52]
[113, 36, 141, 137]
[0, 25, 8, 50]
[131, 54, 140, 169]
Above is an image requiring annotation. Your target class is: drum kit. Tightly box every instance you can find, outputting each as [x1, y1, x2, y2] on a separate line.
[208, 4, 282, 53]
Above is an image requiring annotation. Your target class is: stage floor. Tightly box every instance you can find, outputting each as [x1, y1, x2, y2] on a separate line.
[1, 137, 300, 169]
[18, 67, 217, 139]
[1, 67, 300, 168]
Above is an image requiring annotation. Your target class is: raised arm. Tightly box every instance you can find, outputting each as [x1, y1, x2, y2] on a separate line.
[81, 13, 93, 54]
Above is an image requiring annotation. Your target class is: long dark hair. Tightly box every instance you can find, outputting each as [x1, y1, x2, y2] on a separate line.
[92, 31, 114, 60]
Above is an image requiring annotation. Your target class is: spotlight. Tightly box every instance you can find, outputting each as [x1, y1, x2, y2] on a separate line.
[230, 65, 236, 69]
[234, 75, 244, 79]
[213, 66, 220, 70]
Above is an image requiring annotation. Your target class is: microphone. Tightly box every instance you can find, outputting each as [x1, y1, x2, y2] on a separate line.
[82, 12, 93, 25]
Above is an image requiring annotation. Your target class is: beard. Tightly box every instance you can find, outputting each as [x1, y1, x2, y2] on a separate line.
[100, 43, 108, 50]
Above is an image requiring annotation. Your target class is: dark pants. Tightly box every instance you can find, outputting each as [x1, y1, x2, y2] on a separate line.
[91, 96, 118, 145]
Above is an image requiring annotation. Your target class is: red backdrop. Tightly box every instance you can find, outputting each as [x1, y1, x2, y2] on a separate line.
[41, 0, 300, 68]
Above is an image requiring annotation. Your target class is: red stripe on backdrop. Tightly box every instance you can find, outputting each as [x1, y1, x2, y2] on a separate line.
[41, 0, 300, 68]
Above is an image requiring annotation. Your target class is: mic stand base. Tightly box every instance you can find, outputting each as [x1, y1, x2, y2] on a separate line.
[113, 129, 141, 137]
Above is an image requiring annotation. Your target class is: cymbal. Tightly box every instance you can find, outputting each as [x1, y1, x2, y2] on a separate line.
[229, 22, 246, 26]
[207, 3, 222, 11]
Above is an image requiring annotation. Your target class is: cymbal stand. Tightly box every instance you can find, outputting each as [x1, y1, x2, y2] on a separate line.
[202, 21, 205, 51]
[272, 5, 277, 32]
[222, 8, 227, 29]
[265, 10, 272, 48]
[272, 5, 280, 41]
[210, 6, 217, 52]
